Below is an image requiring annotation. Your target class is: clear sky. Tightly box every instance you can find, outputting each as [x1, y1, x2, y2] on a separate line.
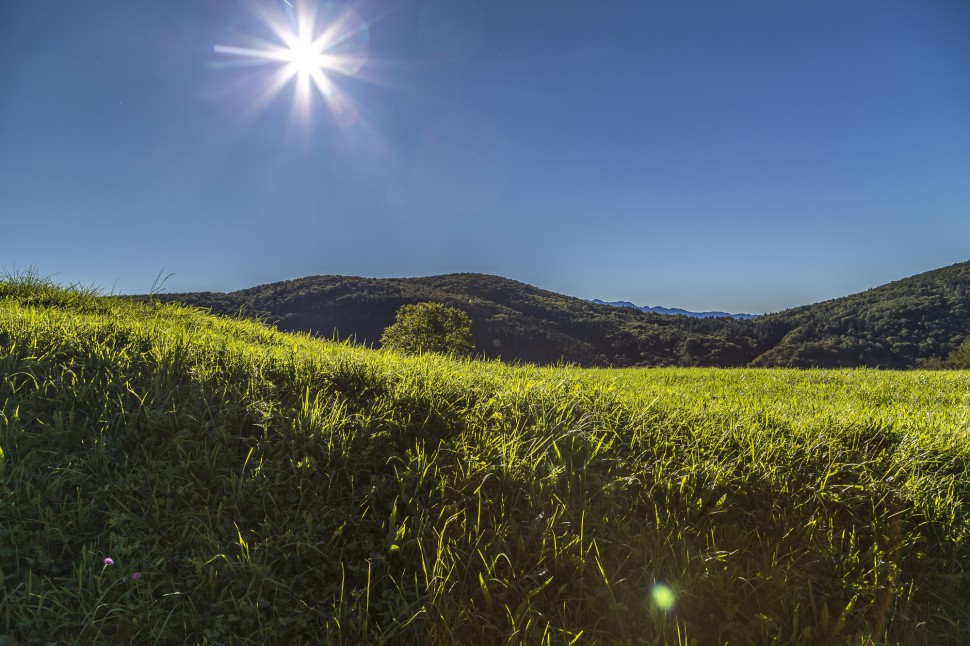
[2, 0, 968, 314]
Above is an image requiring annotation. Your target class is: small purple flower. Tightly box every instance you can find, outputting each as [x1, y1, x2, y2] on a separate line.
[131, 572, 142, 581]
[103, 557, 115, 566]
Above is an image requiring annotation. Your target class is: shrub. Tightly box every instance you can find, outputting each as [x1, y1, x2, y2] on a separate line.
[380, 301, 474, 356]
[944, 337, 970, 368]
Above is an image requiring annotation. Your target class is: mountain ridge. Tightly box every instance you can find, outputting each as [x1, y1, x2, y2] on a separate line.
[147, 261, 970, 368]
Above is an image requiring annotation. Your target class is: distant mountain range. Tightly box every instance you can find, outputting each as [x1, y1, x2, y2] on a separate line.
[588, 299, 757, 320]
[147, 260, 970, 369]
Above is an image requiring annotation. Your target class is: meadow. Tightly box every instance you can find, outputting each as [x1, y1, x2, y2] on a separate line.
[2, 276, 970, 644]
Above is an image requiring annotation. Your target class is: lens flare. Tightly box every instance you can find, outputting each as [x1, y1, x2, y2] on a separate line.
[214, 1, 369, 127]
[651, 583, 676, 612]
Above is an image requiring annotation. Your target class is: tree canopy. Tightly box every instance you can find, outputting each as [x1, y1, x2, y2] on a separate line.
[380, 301, 474, 357]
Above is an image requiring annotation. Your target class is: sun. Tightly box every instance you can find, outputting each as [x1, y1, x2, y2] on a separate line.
[214, 1, 369, 127]
[284, 38, 322, 77]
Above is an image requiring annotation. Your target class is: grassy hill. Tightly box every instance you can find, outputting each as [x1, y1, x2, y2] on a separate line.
[151, 260, 970, 368]
[4, 274, 970, 643]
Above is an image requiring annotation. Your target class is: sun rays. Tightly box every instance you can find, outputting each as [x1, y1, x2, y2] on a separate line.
[214, 1, 369, 127]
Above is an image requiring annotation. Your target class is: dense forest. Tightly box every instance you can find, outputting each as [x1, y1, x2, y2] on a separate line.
[147, 260, 970, 368]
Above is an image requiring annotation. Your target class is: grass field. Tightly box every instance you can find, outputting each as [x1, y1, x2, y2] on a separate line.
[2, 276, 970, 644]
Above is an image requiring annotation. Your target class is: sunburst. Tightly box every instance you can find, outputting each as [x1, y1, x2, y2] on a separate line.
[214, 1, 369, 127]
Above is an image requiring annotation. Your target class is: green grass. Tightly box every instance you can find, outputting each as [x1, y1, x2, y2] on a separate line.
[2, 275, 970, 644]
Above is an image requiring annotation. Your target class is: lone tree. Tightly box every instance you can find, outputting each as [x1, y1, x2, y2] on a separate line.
[380, 302, 474, 357]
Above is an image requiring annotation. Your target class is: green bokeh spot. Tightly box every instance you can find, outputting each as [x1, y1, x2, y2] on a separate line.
[651, 583, 676, 612]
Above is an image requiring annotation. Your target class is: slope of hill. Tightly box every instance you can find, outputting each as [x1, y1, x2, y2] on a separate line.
[4, 275, 970, 642]
[150, 260, 970, 368]
[755, 260, 970, 368]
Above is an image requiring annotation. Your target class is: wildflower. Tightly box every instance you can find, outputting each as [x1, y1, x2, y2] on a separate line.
[131, 572, 142, 581]
[103, 557, 115, 566]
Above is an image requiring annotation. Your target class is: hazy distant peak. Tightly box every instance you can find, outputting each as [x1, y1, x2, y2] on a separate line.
[589, 299, 757, 319]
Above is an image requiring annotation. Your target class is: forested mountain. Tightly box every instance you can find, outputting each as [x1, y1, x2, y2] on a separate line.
[148, 261, 970, 368]
[754, 260, 970, 368]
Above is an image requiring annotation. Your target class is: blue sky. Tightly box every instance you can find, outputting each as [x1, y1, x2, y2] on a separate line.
[2, 0, 968, 313]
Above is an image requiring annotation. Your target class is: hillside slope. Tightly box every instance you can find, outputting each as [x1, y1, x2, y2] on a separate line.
[152, 260, 970, 368]
[756, 260, 970, 368]
[4, 276, 970, 642]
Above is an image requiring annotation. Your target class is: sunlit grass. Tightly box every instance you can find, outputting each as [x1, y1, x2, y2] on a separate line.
[2, 273, 969, 643]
